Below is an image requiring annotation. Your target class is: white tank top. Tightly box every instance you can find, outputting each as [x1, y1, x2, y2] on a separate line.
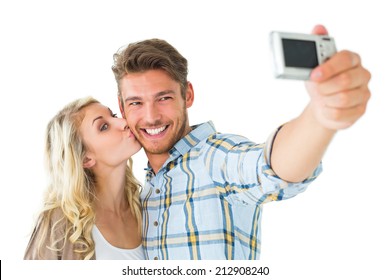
[92, 225, 145, 260]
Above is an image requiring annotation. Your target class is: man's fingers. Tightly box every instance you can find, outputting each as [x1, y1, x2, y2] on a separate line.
[321, 102, 369, 127]
[310, 50, 362, 82]
[322, 86, 371, 109]
[314, 64, 371, 95]
[311, 24, 328, 35]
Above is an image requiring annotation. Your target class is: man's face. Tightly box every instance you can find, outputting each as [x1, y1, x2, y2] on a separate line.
[119, 69, 194, 157]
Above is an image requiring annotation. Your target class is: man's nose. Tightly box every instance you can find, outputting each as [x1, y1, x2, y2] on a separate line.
[144, 103, 161, 123]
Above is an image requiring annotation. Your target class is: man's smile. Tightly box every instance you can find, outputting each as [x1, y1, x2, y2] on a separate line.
[141, 125, 168, 137]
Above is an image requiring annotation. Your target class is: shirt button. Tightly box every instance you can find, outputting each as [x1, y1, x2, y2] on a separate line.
[155, 189, 160, 194]
[153, 221, 158, 226]
[154, 256, 158, 260]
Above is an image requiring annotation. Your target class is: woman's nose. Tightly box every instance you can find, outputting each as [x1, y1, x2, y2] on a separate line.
[115, 118, 129, 130]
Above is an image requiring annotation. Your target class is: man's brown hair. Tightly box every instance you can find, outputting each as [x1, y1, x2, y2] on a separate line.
[112, 39, 189, 108]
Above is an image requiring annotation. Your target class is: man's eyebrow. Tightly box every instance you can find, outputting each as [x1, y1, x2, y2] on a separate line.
[124, 96, 142, 103]
[155, 90, 175, 98]
[124, 90, 176, 103]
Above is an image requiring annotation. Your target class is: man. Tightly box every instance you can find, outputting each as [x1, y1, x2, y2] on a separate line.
[111, 25, 371, 260]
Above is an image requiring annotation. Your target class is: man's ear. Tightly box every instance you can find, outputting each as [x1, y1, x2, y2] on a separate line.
[118, 94, 125, 118]
[185, 82, 194, 108]
[83, 155, 96, 169]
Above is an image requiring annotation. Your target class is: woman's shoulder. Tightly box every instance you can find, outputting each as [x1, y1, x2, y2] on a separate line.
[50, 207, 67, 224]
[24, 206, 90, 260]
[24, 207, 73, 260]
[35, 207, 68, 233]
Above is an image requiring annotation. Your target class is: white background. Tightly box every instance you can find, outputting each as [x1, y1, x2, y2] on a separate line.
[1, 0, 389, 279]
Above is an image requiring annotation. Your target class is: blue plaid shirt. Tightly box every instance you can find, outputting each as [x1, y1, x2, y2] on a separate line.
[140, 121, 321, 260]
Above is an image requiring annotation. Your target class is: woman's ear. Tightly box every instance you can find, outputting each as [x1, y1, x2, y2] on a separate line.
[83, 155, 96, 169]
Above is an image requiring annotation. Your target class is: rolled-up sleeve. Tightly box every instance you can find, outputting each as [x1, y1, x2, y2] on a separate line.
[208, 127, 322, 206]
[261, 124, 323, 197]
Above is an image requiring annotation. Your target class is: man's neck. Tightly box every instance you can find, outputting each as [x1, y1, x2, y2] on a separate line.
[146, 152, 170, 174]
[146, 124, 193, 174]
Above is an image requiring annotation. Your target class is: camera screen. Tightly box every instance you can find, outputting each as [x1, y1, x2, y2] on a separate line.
[282, 39, 318, 68]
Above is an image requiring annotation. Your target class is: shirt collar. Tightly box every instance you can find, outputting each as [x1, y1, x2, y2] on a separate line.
[171, 121, 216, 156]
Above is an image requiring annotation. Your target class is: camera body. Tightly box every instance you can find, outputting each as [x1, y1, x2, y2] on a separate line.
[270, 31, 337, 80]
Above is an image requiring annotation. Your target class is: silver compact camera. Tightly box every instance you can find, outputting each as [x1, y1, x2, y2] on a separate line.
[270, 31, 337, 80]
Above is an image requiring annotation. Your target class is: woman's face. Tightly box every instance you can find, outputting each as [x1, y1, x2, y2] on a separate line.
[79, 102, 141, 169]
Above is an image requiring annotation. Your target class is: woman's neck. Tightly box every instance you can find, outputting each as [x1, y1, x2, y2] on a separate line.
[93, 164, 128, 215]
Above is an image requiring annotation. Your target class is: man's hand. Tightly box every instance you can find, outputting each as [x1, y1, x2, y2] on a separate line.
[305, 25, 371, 130]
[270, 25, 371, 182]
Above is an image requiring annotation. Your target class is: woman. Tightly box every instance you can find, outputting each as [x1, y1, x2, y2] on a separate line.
[24, 96, 144, 260]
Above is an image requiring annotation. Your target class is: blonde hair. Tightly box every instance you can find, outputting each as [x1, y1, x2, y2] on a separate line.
[36, 96, 142, 259]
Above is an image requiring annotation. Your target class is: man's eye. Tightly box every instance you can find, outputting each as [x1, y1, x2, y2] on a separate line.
[100, 123, 108, 131]
[160, 97, 171, 101]
[129, 102, 141, 106]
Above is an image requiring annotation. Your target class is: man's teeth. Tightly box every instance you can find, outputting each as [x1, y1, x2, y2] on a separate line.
[145, 126, 167, 136]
